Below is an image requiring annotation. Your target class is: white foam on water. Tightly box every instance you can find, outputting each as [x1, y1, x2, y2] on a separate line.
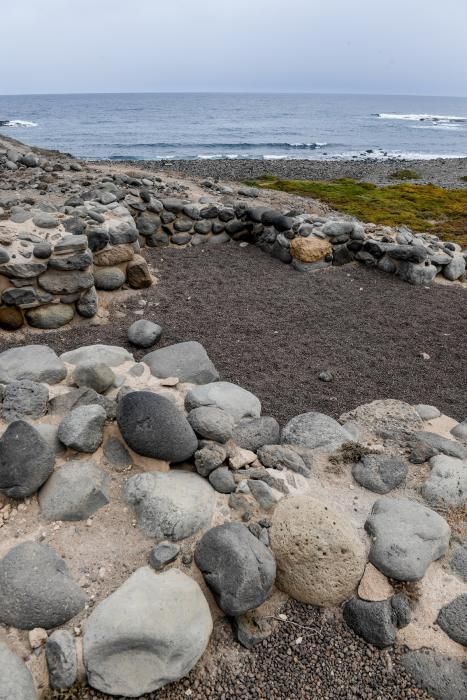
[2, 119, 38, 128]
[376, 113, 467, 124]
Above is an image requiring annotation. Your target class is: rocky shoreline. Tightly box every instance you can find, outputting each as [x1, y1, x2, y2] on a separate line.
[112, 156, 467, 189]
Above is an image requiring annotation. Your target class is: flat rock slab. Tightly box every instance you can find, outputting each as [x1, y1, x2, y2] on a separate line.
[124, 471, 216, 540]
[61, 344, 133, 367]
[0, 542, 86, 630]
[365, 497, 451, 581]
[39, 460, 109, 521]
[340, 399, 423, 439]
[195, 522, 276, 616]
[0, 643, 37, 700]
[0, 344, 66, 384]
[143, 341, 219, 384]
[281, 411, 351, 451]
[117, 391, 197, 462]
[83, 567, 212, 697]
[185, 381, 261, 422]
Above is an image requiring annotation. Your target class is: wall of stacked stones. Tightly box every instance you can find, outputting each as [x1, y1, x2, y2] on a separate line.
[1, 150, 466, 333]
[132, 193, 466, 285]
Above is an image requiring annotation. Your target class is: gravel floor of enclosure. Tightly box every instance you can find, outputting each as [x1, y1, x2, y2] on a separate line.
[1, 243, 466, 424]
[47, 601, 431, 700]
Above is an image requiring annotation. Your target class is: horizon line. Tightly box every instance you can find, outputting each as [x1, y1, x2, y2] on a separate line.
[1, 90, 467, 99]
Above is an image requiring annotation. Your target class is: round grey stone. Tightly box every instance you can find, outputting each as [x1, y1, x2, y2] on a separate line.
[39, 460, 109, 521]
[1, 379, 49, 423]
[128, 319, 162, 348]
[0, 643, 37, 700]
[281, 411, 352, 451]
[46, 630, 77, 690]
[72, 361, 115, 394]
[352, 455, 408, 494]
[188, 406, 234, 443]
[185, 381, 261, 422]
[57, 404, 107, 453]
[0, 420, 55, 498]
[437, 595, 467, 647]
[209, 466, 236, 493]
[143, 341, 219, 384]
[232, 416, 280, 452]
[94, 266, 126, 290]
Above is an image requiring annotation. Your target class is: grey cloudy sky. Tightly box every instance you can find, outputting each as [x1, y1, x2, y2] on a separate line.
[2, 0, 467, 96]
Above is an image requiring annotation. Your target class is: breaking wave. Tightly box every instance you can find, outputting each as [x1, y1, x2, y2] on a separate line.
[375, 113, 467, 124]
[0, 119, 38, 128]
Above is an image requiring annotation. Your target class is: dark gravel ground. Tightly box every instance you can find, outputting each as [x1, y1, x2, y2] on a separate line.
[47, 601, 432, 700]
[111, 156, 467, 188]
[2, 243, 466, 424]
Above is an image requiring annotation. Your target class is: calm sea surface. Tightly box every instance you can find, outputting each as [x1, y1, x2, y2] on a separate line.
[1, 93, 467, 161]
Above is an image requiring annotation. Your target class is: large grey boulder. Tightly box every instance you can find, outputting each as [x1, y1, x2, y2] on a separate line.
[45, 630, 77, 690]
[195, 522, 276, 616]
[437, 595, 467, 647]
[0, 420, 55, 498]
[185, 382, 261, 422]
[83, 567, 212, 697]
[414, 431, 467, 460]
[128, 319, 162, 348]
[1, 379, 49, 423]
[0, 542, 86, 629]
[422, 455, 467, 508]
[58, 405, 106, 453]
[0, 345, 66, 384]
[187, 406, 234, 443]
[0, 643, 37, 700]
[232, 416, 280, 451]
[39, 460, 109, 521]
[365, 497, 451, 581]
[124, 471, 215, 540]
[61, 344, 133, 367]
[401, 650, 467, 700]
[142, 341, 219, 384]
[117, 391, 197, 462]
[281, 411, 351, 451]
[352, 455, 408, 494]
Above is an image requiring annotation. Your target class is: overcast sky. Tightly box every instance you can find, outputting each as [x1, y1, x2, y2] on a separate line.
[2, 0, 467, 96]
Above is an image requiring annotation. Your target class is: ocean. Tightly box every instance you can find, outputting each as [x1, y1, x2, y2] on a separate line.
[1, 92, 467, 162]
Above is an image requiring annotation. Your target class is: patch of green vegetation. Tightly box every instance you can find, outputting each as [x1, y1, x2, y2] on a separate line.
[247, 177, 467, 246]
[460, 175, 467, 183]
[389, 169, 420, 180]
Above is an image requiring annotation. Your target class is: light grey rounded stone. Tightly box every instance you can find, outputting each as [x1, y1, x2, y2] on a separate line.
[143, 341, 219, 384]
[401, 650, 467, 700]
[0, 420, 55, 498]
[0, 345, 66, 384]
[321, 221, 354, 237]
[281, 411, 351, 451]
[57, 405, 106, 453]
[61, 344, 133, 367]
[72, 361, 115, 394]
[247, 479, 277, 510]
[187, 406, 234, 443]
[1, 379, 49, 423]
[25, 304, 75, 329]
[46, 630, 77, 690]
[128, 320, 162, 348]
[39, 460, 109, 521]
[415, 404, 441, 421]
[232, 416, 280, 452]
[443, 254, 466, 281]
[76, 286, 98, 318]
[83, 567, 212, 697]
[33, 212, 58, 228]
[0, 643, 37, 700]
[340, 400, 423, 440]
[124, 471, 216, 540]
[185, 381, 261, 422]
[195, 522, 276, 616]
[0, 542, 86, 630]
[365, 497, 451, 581]
[352, 455, 408, 494]
[451, 420, 467, 440]
[422, 455, 467, 508]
